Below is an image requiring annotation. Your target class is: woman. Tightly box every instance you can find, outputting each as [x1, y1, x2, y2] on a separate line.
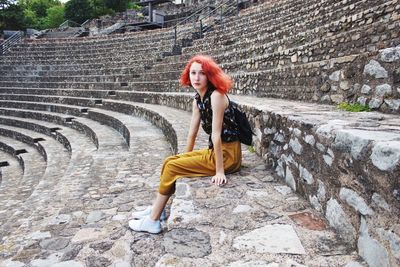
[129, 55, 242, 234]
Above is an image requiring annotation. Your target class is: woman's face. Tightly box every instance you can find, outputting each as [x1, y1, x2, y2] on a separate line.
[189, 62, 208, 92]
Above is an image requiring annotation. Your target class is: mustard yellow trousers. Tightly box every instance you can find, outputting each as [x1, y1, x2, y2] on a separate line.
[158, 141, 242, 195]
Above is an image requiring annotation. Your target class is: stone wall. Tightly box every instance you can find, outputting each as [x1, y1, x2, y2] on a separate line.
[251, 104, 400, 267]
[183, 0, 400, 113]
[100, 90, 400, 266]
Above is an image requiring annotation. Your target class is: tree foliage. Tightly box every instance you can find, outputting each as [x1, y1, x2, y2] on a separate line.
[104, 0, 128, 13]
[1, 0, 135, 31]
[64, 0, 94, 24]
[0, 0, 17, 10]
[44, 4, 64, 28]
[91, 0, 114, 18]
[0, 1, 25, 31]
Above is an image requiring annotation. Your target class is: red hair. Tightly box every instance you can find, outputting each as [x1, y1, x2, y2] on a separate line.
[180, 55, 233, 94]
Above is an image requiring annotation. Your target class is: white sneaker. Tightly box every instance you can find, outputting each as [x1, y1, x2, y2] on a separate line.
[129, 217, 162, 234]
[131, 206, 167, 221]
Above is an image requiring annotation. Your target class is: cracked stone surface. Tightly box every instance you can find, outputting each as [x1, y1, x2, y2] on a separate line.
[0, 113, 364, 267]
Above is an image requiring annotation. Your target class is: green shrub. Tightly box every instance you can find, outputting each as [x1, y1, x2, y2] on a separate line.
[337, 102, 371, 112]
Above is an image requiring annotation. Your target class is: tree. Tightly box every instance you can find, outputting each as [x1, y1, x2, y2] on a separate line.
[23, 7, 38, 28]
[104, 0, 128, 13]
[29, 0, 60, 17]
[0, 0, 17, 10]
[44, 4, 63, 28]
[64, 0, 93, 24]
[15, 0, 62, 29]
[91, 0, 113, 18]
[0, 1, 25, 31]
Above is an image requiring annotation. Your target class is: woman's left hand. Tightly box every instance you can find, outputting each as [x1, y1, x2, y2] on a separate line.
[211, 173, 227, 186]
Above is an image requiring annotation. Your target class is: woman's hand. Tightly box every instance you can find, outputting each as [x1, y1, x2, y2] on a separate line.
[211, 172, 227, 186]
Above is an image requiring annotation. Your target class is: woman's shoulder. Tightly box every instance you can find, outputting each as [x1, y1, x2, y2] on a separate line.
[210, 89, 225, 99]
[210, 90, 229, 110]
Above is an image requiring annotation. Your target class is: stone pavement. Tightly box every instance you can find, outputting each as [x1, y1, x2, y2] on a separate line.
[0, 106, 365, 267]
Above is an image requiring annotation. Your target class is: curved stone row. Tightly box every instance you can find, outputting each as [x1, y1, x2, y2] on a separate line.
[0, 135, 44, 177]
[0, 93, 208, 153]
[0, 126, 70, 230]
[0, 97, 365, 267]
[21, 27, 174, 45]
[0, 99, 184, 265]
[0, 149, 23, 187]
[2, 88, 396, 265]
[0, 66, 135, 77]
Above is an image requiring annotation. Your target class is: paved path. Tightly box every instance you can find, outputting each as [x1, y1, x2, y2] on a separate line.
[0, 105, 364, 267]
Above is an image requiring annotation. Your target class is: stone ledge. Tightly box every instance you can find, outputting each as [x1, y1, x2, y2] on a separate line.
[162, 148, 360, 266]
[104, 90, 399, 266]
[0, 126, 48, 162]
[0, 115, 72, 153]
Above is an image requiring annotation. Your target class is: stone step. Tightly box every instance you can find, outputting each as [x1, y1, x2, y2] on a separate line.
[2, 43, 173, 62]
[8, 39, 175, 55]
[190, 15, 400, 71]
[0, 135, 47, 212]
[0, 94, 208, 153]
[0, 57, 164, 71]
[0, 80, 122, 90]
[18, 28, 173, 47]
[0, 70, 181, 83]
[0, 126, 70, 230]
[210, 0, 392, 45]
[0, 106, 173, 264]
[0, 87, 112, 98]
[0, 66, 140, 77]
[0, 74, 138, 83]
[162, 148, 360, 266]
[0, 51, 164, 65]
[0, 149, 23, 187]
[114, 92, 399, 266]
[0, 102, 130, 150]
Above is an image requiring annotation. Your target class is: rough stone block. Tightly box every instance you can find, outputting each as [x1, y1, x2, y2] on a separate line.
[384, 99, 400, 111]
[285, 166, 296, 191]
[326, 198, 355, 245]
[299, 164, 314, 184]
[371, 193, 391, 211]
[369, 98, 384, 109]
[376, 84, 392, 97]
[163, 228, 211, 258]
[289, 138, 302, 155]
[379, 46, 400, 62]
[333, 130, 371, 160]
[370, 141, 400, 171]
[363, 60, 388, 79]
[233, 224, 306, 254]
[339, 188, 374, 216]
[358, 217, 390, 267]
[377, 228, 400, 261]
[361, 84, 372, 94]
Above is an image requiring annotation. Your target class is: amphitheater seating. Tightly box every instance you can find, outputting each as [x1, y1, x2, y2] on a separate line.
[0, 0, 399, 266]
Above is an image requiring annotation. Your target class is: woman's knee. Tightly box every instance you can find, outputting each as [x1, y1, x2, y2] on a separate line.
[163, 155, 175, 165]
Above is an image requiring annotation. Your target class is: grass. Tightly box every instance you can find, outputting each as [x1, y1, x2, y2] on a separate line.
[248, 145, 256, 153]
[337, 102, 372, 112]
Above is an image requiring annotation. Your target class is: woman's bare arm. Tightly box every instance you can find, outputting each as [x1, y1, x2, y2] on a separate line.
[186, 99, 201, 152]
[210, 91, 229, 186]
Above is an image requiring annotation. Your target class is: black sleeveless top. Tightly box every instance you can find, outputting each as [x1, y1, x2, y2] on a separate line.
[194, 87, 240, 148]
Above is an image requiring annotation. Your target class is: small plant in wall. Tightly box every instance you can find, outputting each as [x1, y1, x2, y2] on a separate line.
[128, 3, 141, 11]
[337, 102, 372, 112]
[248, 145, 256, 153]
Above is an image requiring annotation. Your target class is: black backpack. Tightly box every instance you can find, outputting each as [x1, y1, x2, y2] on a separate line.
[229, 98, 254, 146]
